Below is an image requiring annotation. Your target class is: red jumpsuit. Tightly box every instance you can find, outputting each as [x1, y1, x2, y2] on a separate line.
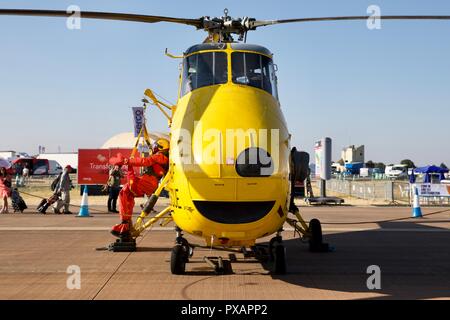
[118, 153, 168, 222]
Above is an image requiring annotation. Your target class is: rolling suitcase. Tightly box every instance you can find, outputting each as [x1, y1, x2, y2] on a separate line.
[11, 189, 27, 213]
[37, 193, 59, 214]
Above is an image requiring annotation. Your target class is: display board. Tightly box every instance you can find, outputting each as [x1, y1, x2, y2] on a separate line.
[314, 137, 332, 180]
[78, 148, 135, 185]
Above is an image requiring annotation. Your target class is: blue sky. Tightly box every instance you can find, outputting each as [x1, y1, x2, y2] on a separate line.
[0, 0, 449, 166]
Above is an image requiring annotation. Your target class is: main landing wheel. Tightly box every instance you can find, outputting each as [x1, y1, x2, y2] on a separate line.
[171, 244, 188, 275]
[171, 236, 192, 275]
[308, 218, 329, 252]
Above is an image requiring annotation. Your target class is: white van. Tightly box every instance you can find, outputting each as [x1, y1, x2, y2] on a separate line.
[385, 164, 407, 178]
[48, 160, 63, 175]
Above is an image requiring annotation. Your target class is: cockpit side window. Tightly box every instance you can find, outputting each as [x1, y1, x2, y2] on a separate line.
[231, 52, 278, 99]
[181, 51, 227, 96]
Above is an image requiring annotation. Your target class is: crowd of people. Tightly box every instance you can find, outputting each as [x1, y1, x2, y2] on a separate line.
[0, 162, 120, 215]
[0, 138, 170, 228]
[0, 164, 74, 214]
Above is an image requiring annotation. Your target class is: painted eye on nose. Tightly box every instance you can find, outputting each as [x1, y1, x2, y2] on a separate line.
[235, 147, 273, 177]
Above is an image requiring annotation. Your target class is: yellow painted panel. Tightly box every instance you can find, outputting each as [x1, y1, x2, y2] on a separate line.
[188, 178, 236, 201]
[236, 178, 281, 201]
[220, 231, 246, 238]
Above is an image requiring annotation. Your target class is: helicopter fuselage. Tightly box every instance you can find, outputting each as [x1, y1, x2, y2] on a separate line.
[167, 43, 291, 247]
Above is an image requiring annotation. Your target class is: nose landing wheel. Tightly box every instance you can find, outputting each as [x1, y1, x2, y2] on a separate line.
[171, 244, 188, 274]
[170, 228, 193, 275]
[269, 235, 286, 275]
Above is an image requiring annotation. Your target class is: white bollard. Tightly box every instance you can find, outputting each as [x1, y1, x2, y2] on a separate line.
[412, 185, 422, 218]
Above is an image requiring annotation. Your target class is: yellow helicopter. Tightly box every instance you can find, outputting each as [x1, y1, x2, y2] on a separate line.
[1, 8, 449, 274]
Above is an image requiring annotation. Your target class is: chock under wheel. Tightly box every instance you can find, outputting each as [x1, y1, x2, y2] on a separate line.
[108, 238, 137, 252]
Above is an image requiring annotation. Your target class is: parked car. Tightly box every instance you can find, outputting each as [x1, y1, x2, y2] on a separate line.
[48, 160, 63, 175]
[385, 164, 407, 178]
[372, 168, 383, 174]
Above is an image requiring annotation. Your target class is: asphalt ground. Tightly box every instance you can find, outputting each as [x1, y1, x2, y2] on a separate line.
[0, 201, 449, 300]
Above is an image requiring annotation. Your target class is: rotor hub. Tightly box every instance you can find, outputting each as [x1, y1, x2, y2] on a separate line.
[200, 9, 256, 42]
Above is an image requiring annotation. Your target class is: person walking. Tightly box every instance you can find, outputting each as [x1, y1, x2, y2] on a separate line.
[14, 163, 23, 187]
[22, 164, 30, 186]
[0, 167, 12, 213]
[106, 165, 123, 213]
[53, 165, 74, 214]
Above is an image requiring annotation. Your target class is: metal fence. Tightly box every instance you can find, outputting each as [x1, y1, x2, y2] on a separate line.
[326, 179, 395, 201]
[325, 179, 450, 205]
[12, 174, 78, 188]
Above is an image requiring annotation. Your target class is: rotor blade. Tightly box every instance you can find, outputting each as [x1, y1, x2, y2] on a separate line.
[251, 15, 450, 28]
[0, 9, 202, 28]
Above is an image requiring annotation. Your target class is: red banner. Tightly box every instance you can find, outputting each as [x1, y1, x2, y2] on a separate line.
[77, 148, 134, 185]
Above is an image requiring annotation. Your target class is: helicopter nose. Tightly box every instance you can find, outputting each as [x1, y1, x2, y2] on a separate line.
[235, 147, 274, 177]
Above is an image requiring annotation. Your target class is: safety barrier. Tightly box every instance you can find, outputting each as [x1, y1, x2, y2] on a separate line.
[12, 174, 78, 187]
[324, 179, 450, 206]
[326, 179, 394, 201]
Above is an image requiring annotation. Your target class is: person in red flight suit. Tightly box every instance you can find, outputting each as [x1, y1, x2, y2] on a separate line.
[109, 138, 169, 238]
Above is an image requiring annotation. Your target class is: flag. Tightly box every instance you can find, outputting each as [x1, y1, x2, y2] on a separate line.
[132, 107, 145, 137]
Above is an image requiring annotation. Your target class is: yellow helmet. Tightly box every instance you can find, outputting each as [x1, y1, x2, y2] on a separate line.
[153, 138, 170, 152]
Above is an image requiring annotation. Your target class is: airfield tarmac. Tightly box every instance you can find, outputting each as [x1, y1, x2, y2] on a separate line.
[0, 200, 449, 300]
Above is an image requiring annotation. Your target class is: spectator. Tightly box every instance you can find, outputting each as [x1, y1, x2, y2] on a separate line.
[0, 167, 12, 213]
[14, 163, 23, 187]
[106, 165, 123, 213]
[22, 164, 30, 186]
[53, 165, 74, 214]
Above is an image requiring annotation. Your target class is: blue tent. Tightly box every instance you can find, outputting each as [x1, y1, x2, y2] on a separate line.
[414, 165, 449, 174]
[414, 166, 449, 182]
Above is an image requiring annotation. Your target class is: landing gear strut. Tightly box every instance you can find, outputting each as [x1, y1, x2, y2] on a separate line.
[286, 204, 332, 253]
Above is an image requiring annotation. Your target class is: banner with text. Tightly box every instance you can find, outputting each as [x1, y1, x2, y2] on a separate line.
[132, 107, 145, 138]
[416, 183, 450, 197]
[78, 148, 135, 185]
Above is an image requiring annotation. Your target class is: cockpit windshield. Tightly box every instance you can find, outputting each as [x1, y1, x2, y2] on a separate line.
[231, 52, 278, 99]
[180, 48, 278, 100]
[181, 51, 228, 96]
